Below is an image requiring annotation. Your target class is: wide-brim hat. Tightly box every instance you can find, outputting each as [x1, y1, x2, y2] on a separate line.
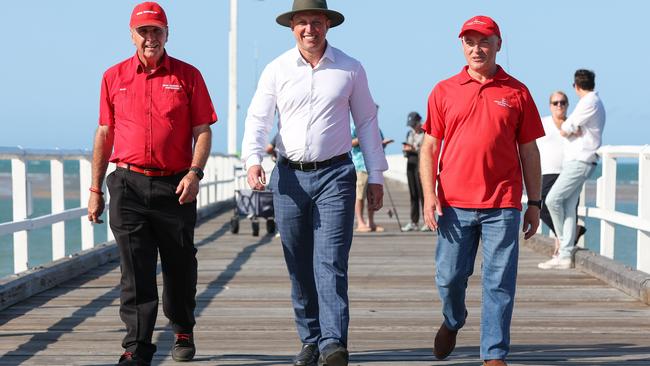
[276, 0, 344, 28]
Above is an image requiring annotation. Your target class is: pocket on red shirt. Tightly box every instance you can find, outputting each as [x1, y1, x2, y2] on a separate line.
[113, 89, 134, 121]
[162, 88, 189, 121]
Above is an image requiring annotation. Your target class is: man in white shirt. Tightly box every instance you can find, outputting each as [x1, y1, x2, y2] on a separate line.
[241, 1, 387, 365]
[539, 69, 606, 269]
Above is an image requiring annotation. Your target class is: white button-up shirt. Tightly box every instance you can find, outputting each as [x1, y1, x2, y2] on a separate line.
[241, 44, 388, 184]
[561, 91, 606, 163]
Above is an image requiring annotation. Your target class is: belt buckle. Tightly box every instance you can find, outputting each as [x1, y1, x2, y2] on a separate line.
[143, 168, 158, 176]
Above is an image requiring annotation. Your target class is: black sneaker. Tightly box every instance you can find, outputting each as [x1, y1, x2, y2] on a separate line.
[318, 343, 348, 366]
[117, 351, 151, 366]
[294, 343, 319, 366]
[172, 333, 196, 362]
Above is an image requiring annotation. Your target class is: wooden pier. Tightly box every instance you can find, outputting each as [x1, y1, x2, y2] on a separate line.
[0, 180, 649, 365]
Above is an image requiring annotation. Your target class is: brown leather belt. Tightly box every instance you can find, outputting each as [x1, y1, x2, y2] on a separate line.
[116, 162, 180, 177]
[279, 153, 350, 172]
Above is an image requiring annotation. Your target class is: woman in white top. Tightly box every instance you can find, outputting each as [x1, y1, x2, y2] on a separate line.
[537, 91, 585, 257]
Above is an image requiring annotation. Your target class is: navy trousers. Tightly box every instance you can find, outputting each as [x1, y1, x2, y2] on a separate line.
[269, 157, 356, 350]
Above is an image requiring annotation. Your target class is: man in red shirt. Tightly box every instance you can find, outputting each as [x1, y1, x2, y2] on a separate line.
[420, 16, 544, 366]
[86, 2, 217, 365]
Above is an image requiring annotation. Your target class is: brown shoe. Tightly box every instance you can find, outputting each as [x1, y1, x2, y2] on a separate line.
[483, 360, 507, 366]
[433, 323, 458, 360]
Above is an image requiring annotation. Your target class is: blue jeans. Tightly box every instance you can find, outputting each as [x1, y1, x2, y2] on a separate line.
[436, 207, 520, 360]
[545, 160, 596, 259]
[269, 158, 356, 350]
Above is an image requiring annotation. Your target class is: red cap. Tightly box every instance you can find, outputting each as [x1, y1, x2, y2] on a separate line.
[458, 15, 501, 39]
[130, 2, 168, 29]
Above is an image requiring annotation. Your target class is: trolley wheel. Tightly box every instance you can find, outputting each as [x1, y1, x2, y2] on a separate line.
[230, 217, 240, 234]
[266, 219, 276, 234]
[251, 220, 260, 237]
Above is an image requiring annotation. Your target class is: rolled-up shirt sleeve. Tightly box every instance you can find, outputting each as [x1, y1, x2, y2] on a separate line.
[349, 64, 388, 184]
[561, 98, 597, 134]
[241, 63, 277, 169]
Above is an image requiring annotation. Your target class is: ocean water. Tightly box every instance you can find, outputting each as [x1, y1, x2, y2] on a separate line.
[0, 160, 642, 277]
[0, 160, 108, 277]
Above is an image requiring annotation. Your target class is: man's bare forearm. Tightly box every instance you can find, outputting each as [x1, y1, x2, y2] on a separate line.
[419, 134, 441, 200]
[91, 126, 114, 189]
[191, 124, 212, 169]
[519, 141, 541, 200]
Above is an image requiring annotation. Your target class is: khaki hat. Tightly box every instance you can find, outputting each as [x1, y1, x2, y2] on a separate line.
[276, 0, 344, 28]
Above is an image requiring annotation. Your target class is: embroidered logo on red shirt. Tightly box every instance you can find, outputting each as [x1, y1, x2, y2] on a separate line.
[494, 98, 512, 108]
[162, 84, 182, 90]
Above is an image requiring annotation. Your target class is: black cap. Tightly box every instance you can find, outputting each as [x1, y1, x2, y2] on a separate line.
[407, 112, 422, 127]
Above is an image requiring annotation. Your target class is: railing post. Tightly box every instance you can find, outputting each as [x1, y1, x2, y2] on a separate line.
[79, 158, 94, 250]
[638, 147, 650, 273]
[207, 155, 217, 204]
[199, 160, 209, 208]
[50, 158, 66, 260]
[599, 153, 617, 259]
[11, 158, 29, 273]
[218, 157, 226, 201]
[228, 158, 236, 199]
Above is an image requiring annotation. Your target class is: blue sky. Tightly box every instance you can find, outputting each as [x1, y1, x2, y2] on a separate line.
[0, 1, 647, 155]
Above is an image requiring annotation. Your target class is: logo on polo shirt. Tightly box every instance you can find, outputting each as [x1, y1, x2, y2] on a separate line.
[163, 84, 182, 90]
[494, 98, 512, 108]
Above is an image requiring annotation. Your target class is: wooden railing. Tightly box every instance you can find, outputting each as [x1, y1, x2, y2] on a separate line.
[386, 145, 650, 273]
[0, 146, 246, 275]
[3, 145, 648, 275]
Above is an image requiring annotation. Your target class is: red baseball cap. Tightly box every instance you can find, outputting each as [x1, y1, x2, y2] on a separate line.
[130, 2, 168, 29]
[458, 15, 501, 39]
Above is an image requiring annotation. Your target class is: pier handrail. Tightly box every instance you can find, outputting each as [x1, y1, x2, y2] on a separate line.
[0, 147, 246, 275]
[386, 145, 650, 274]
[2, 144, 649, 276]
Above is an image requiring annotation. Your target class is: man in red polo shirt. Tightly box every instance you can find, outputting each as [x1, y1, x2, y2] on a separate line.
[420, 16, 544, 366]
[86, 2, 217, 365]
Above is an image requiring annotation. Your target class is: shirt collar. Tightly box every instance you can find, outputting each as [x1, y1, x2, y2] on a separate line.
[132, 51, 170, 74]
[293, 42, 335, 66]
[457, 64, 510, 85]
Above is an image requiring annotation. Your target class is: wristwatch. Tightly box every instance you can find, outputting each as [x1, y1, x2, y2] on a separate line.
[527, 199, 543, 209]
[189, 166, 204, 180]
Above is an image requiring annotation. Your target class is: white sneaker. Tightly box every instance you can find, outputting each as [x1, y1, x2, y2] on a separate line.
[538, 256, 572, 270]
[401, 222, 418, 231]
[419, 224, 432, 232]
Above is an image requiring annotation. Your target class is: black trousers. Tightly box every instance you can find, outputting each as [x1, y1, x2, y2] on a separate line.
[541, 173, 580, 237]
[406, 160, 424, 224]
[107, 168, 197, 361]
[540, 174, 559, 234]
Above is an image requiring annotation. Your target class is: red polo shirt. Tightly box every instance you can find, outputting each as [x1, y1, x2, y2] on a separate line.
[423, 65, 544, 210]
[99, 52, 217, 172]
